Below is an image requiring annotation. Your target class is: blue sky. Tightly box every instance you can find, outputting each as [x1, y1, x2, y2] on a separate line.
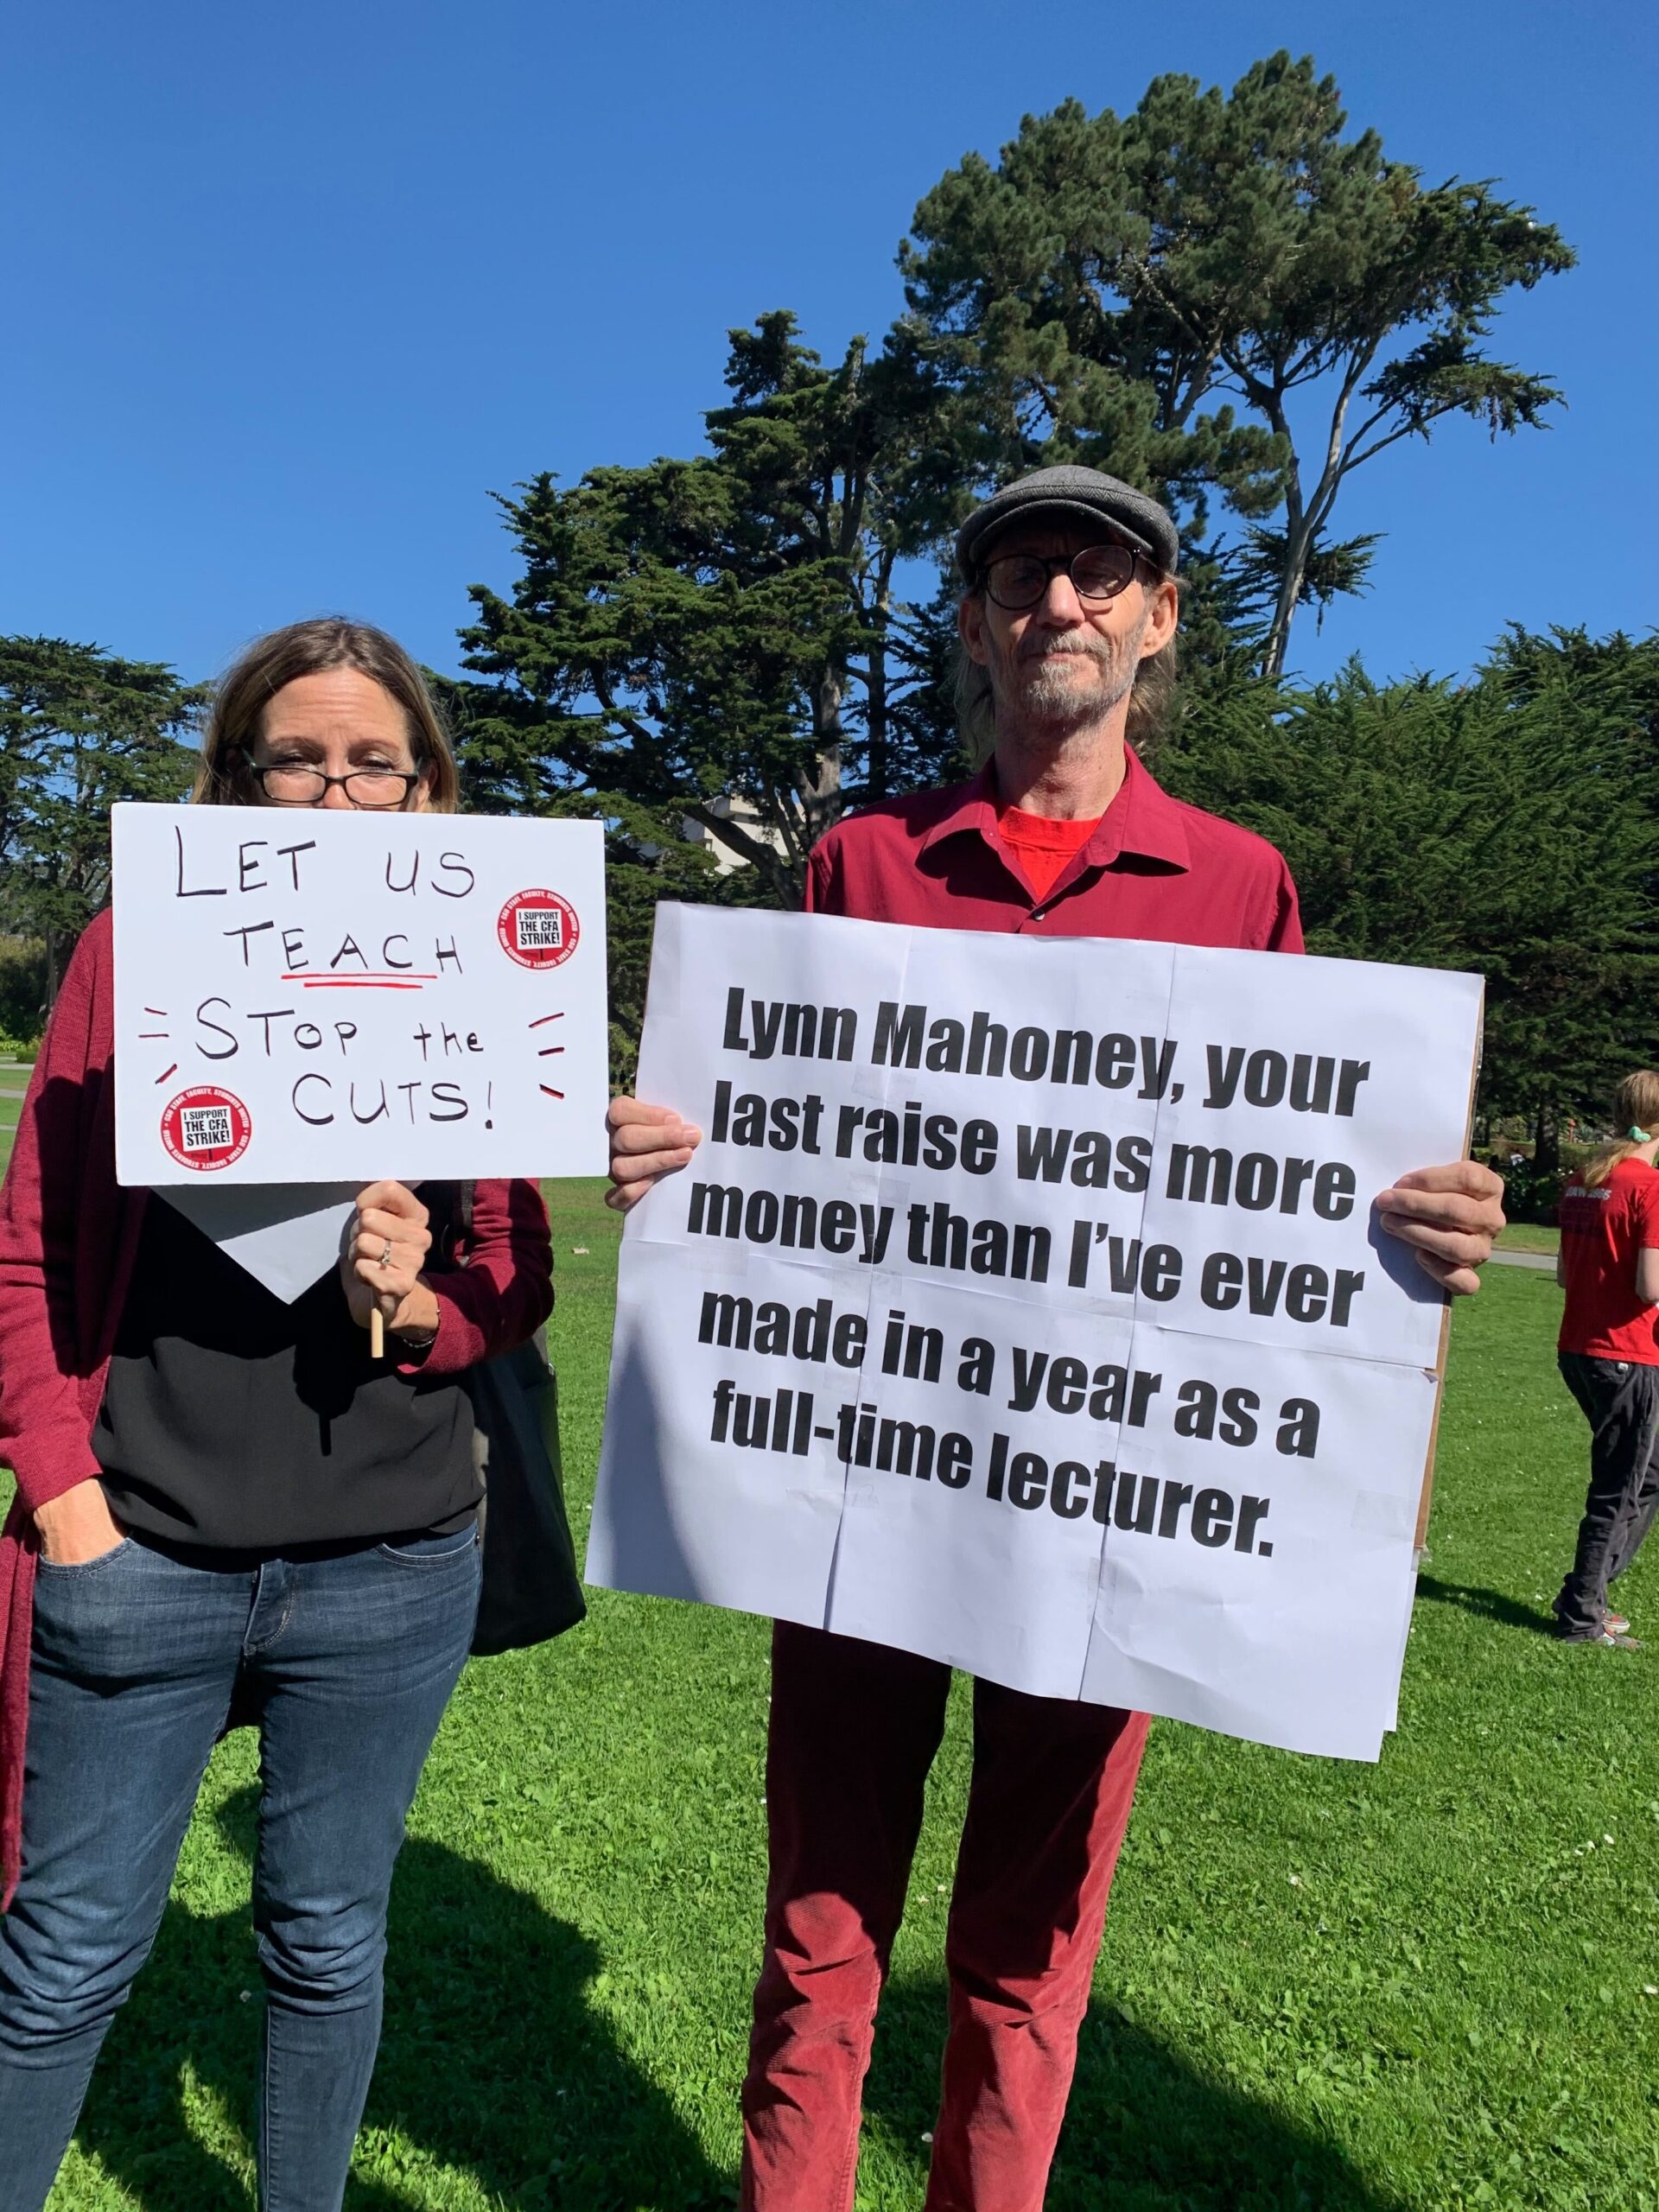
[3, 1, 1654, 691]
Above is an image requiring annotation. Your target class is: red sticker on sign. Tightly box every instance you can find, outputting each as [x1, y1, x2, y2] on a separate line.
[498, 888, 580, 969]
[159, 1084, 253, 1173]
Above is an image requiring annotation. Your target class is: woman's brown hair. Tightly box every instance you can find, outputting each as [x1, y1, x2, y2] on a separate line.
[193, 617, 461, 814]
[1582, 1071, 1659, 1188]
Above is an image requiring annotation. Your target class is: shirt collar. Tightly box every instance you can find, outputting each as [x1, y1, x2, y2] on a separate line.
[918, 747, 1191, 875]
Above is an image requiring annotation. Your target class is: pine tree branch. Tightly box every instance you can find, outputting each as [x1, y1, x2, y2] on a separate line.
[1339, 407, 1462, 477]
[590, 680, 659, 754]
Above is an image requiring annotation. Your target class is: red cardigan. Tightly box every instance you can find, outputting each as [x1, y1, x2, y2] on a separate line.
[0, 909, 555, 1907]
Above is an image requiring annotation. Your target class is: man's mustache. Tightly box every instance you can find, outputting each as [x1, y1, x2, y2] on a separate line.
[1014, 634, 1114, 667]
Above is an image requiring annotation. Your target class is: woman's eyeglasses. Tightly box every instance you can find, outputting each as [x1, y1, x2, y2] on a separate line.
[253, 764, 422, 809]
[982, 543, 1144, 611]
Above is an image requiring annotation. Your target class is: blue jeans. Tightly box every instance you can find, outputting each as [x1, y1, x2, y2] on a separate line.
[0, 1522, 480, 2212]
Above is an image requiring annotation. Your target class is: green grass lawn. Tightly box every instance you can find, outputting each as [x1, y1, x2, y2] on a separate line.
[9, 1181, 1657, 2209]
[1496, 1223, 1560, 1255]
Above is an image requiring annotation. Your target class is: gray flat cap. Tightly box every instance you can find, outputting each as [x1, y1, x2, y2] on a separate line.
[956, 465, 1179, 579]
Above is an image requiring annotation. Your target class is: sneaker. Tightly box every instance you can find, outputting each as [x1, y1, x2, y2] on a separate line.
[1605, 1611, 1631, 1636]
[1561, 1626, 1643, 1649]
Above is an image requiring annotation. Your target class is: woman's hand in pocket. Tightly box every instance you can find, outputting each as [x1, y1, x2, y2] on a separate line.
[34, 1478, 125, 1565]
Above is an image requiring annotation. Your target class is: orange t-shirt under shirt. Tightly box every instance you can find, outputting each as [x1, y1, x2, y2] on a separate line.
[1558, 1156, 1659, 1363]
[995, 804, 1104, 904]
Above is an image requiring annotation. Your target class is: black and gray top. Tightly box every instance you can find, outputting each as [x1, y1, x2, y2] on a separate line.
[93, 1196, 479, 1552]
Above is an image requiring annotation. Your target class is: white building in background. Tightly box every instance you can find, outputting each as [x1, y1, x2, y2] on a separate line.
[682, 791, 790, 875]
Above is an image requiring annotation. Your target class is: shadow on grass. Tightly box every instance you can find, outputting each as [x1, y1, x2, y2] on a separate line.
[70, 1786, 734, 2212]
[73, 1790, 1402, 2212]
[863, 1978, 1403, 2212]
[1415, 1573, 1556, 1637]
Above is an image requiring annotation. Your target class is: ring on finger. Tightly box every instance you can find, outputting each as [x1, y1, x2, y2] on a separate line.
[379, 1238, 393, 1268]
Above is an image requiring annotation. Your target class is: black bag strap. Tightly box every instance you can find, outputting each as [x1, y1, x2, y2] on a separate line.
[425, 1179, 478, 1268]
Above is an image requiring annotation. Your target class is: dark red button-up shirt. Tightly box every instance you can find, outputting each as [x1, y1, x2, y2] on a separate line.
[804, 749, 1303, 953]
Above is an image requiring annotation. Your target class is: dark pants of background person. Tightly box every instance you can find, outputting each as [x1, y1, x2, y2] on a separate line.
[0, 1522, 480, 2212]
[741, 1621, 1150, 2212]
[1555, 1351, 1659, 1637]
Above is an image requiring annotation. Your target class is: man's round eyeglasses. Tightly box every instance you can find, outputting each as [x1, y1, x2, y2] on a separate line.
[253, 764, 422, 810]
[982, 543, 1144, 612]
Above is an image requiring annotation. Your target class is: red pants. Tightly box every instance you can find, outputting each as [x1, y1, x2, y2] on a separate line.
[741, 1623, 1150, 2212]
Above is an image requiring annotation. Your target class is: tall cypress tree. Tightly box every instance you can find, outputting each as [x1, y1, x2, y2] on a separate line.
[0, 637, 202, 1004]
[900, 52, 1574, 674]
[444, 314, 967, 1078]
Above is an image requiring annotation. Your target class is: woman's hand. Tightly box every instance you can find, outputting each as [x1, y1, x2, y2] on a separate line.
[340, 1180, 442, 1342]
[1376, 1161, 1507, 1297]
[34, 1478, 125, 1565]
[606, 1096, 702, 1213]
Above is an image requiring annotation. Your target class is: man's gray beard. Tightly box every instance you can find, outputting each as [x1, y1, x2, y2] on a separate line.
[988, 626, 1143, 743]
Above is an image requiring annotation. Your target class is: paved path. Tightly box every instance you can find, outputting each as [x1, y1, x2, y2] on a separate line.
[1490, 1248, 1557, 1272]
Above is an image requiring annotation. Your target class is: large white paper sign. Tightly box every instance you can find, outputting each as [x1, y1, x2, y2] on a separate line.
[588, 904, 1483, 1763]
[111, 804, 607, 1184]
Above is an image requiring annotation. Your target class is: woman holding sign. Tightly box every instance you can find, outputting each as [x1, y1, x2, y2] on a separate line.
[0, 620, 554, 2212]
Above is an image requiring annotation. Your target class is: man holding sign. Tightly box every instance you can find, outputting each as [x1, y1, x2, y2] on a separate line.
[607, 467, 1504, 2212]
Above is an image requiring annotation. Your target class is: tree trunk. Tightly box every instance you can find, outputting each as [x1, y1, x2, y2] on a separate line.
[863, 546, 898, 804]
[797, 737, 842, 893]
[1263, 512, 1315, 681]
[1532, 1102, 1560, 1173]
[1257, 356, 1367, 682]
[803, 664, 847, 853]
[866, 632, 890, 804]
[43, 927, 60, 1012]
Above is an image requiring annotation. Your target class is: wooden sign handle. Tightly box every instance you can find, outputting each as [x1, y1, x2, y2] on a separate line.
[370, 1306, 385, 1360]
[1414, 982, 1488, 1555]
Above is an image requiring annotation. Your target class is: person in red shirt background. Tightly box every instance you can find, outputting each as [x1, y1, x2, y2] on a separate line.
[1554, 1069, 1659, 1646]
[608, 465, 1506, 2212]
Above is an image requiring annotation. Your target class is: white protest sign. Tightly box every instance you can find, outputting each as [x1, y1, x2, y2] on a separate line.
[111, 804, 608, 1186]
[588, 903, 1483, 1763]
